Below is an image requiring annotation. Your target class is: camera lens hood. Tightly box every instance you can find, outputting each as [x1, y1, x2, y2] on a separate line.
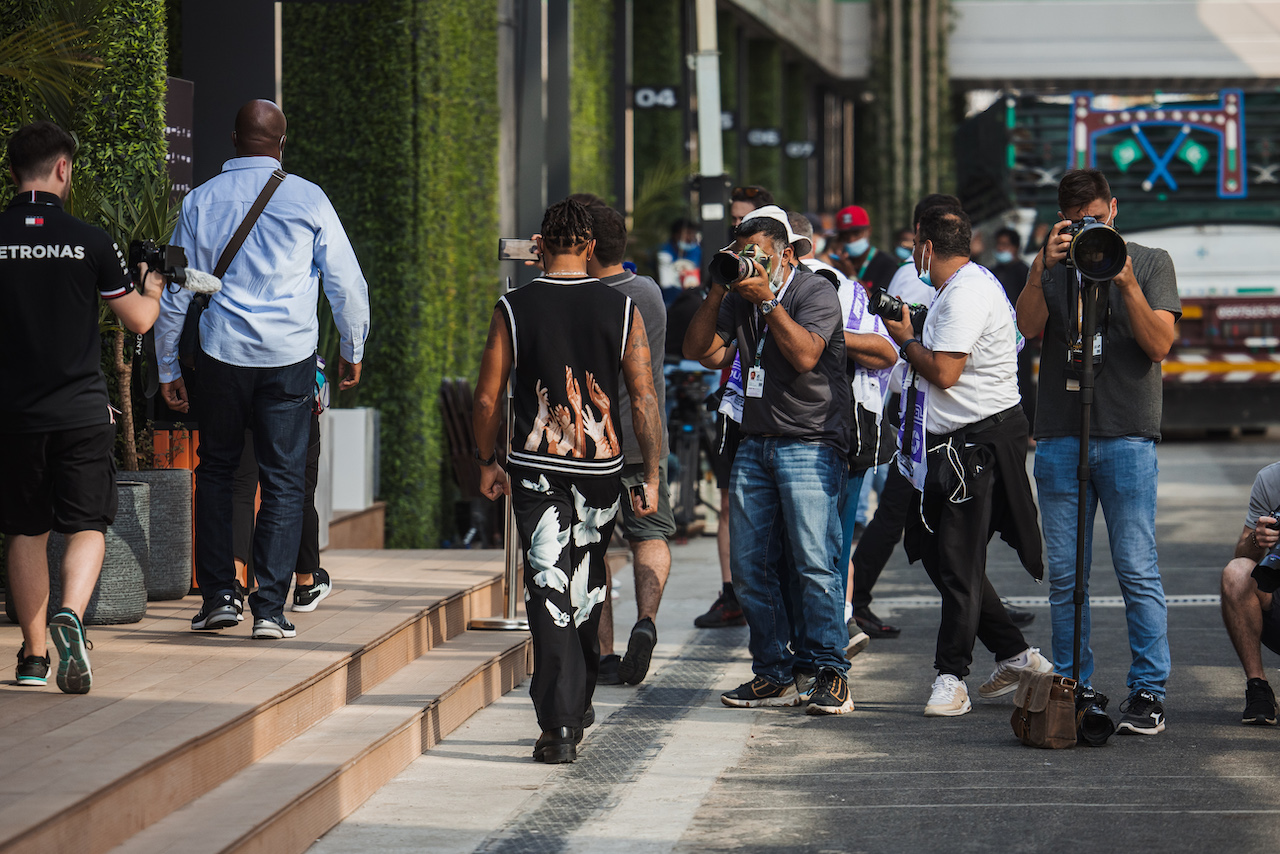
[1069, 222, 1127, 282]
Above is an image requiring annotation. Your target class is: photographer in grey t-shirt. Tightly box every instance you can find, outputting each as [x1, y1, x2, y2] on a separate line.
[1016, 168, 1182, 736]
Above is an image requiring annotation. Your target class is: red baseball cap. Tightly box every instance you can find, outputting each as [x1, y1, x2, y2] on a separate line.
[835, 205, 870, 230]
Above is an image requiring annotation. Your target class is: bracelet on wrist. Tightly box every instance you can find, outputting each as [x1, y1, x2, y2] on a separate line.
[474, 447, 498, 466]
[899, 337, 921, 360]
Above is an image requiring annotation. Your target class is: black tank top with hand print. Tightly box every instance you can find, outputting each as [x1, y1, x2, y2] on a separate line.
[499, 276, 633, 478]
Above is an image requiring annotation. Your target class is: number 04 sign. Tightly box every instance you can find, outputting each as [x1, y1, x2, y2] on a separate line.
[632, 87, 680, 109]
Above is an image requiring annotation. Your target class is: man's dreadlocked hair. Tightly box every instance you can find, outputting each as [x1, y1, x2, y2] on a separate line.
[540, 198, 594, 253]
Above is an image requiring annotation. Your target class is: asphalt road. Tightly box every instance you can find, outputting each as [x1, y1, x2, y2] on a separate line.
[312, 436, 1280, 854]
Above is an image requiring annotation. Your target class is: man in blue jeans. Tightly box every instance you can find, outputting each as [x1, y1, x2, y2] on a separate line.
[157, 100, 370, 639]
[1016, 168, 1180, 734]
[683, 206, 853, 715]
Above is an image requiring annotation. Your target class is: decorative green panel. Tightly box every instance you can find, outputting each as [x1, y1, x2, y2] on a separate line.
[745, 38, 781, 193]
[571, 0, 614, 202]
[283, 0, 500, 547]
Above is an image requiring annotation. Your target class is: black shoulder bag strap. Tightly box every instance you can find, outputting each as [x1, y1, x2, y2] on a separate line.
[178, 168, 288, 370]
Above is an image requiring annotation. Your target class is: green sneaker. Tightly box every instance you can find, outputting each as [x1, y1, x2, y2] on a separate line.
[49, 608, 93, 695]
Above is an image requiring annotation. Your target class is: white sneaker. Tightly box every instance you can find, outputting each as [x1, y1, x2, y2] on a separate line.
[844, 630, 871, 660]
[924, 674, 971, 717]
[844, 600, 854, 624]
[978, 647, 1053, 699]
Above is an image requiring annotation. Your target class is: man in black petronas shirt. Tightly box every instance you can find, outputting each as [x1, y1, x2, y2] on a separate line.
[0, 121, 163, 694]
[473, 199, 663, 764]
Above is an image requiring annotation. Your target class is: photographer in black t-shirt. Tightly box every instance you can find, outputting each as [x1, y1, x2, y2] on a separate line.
[0, 121, 163, 695]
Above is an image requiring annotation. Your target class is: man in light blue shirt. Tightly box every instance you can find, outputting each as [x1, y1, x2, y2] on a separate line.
[157, 100, 369, 639]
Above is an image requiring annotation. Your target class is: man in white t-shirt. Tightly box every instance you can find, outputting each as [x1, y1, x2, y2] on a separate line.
[881, 206, 1049, 718]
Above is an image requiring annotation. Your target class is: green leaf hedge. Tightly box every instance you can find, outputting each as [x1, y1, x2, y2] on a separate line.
[282, 0, 500, 548]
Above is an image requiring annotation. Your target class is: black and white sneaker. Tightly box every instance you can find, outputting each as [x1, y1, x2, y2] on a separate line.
[1117, 689, 1165, 735]
[15, 645, 50, 687]
[291, 567, 332, 613]
[192, 594, 240, 631]
[49, 608, 93, 695]
[721, 676, 801, 708]
[234, 580, 249, 622]
[252, 615, 297, 639]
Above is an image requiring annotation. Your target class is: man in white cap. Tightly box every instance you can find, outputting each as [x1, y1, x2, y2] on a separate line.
[684, 205, 855, 715]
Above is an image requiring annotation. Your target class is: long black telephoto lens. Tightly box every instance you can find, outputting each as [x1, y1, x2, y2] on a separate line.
[709, 250, 750, 288]
[1075, 686, 1115, 746]
[1068, 221, 1127, 281]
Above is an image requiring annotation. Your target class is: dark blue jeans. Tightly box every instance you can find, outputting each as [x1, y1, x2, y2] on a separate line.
[193, 348, 314, 620]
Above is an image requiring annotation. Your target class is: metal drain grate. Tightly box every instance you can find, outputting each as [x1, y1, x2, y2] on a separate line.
[477, 626, 747, 854]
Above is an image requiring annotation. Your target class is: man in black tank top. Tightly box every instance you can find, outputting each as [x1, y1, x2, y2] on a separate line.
[473, 199, 663, 764]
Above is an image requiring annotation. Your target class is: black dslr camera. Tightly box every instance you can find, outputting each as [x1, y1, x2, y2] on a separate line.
[708, 243, 768, 289]
[867, 286, 929, 332]
[1251, 511, 1280, 593]
[1062, 217, 1127, 282]
[128, 240, 187, 290]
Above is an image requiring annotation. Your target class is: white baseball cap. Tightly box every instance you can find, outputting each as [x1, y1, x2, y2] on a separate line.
[740, 204, 810, 256]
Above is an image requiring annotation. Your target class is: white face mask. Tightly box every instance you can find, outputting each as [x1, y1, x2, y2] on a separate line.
[845, 238, 870, 257]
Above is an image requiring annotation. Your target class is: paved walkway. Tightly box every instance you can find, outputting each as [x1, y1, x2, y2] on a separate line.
[311, 437, 1280, 853]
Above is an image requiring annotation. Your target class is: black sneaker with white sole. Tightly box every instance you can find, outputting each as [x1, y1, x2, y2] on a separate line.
[49, 608, 93, 695]
[291, 567, 332, 612]
[1117, 689, 1165, 735]
[252, 615, 297, 639]
[15, 646, 50, 687]
[1243, 678, 1278, 726]
[616, 617, 656, 685]
[806, 667, 854, 715]
[721, 675, 801, 708]
[192, 594, 240, 631]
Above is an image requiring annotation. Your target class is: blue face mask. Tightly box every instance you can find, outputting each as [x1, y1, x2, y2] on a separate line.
[677, 240, 698, 253]
[845, 238, 870, 257]
[918, 249, 933, 287]
[994, 250, 1015, 265]
[895, 246, 912, 261]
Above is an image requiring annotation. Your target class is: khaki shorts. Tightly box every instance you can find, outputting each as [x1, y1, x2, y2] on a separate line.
[617, 459, 676, 542]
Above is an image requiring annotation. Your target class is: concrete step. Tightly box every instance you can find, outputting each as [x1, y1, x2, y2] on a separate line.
[110, 630, 531, 854]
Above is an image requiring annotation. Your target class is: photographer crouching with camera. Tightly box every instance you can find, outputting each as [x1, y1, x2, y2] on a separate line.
[1016, 169, 1180, 735]
[1220, 462, 1280, 725]
[683, 207, 854, 715]
[882, 205, 1051, 718]
[0, 121, 166, 694]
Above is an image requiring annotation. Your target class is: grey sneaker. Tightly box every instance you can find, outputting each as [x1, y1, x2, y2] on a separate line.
[978, 647, 1052, 699]
[49, 608, 92, 695]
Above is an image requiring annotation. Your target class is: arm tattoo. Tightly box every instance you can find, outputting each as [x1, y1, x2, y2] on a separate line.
[623, 308, 662, 480]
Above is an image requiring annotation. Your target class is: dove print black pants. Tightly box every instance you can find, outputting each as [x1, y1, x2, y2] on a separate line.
[512, 469, 622, 732]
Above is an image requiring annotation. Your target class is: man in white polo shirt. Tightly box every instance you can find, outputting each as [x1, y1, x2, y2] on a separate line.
[882, 205, 1050, 717]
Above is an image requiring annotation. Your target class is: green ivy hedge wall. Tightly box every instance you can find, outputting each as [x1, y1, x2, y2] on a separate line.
[283, 0, 500, 548]
[1, 0, 167, 210]
[571, 0, 614, 202]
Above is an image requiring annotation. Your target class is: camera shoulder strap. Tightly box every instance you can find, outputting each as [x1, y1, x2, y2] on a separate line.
[213, 168, 287, 279]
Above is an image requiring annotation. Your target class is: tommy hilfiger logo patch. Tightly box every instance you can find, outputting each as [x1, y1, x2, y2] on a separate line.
[25, 216, 44, 226]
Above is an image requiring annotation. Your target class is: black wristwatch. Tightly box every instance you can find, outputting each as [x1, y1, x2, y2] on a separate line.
[474, 447, 498, 466]
[899, 337, 921, 360]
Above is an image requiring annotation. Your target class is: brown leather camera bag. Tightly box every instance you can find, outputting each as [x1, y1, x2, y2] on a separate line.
[1010, 669, 1077, 749]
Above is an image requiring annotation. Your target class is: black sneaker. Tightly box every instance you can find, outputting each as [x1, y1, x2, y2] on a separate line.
[291, 567, 332, 613]
[721, 675, 801, 708]
[852, 606, 901, 639]
[15, 646, 50, 687]
[694, 590, 746, 628]
[192, 594, 240, 631]
[574, 704, 596, 745]
[1243, 678, 1278, 726]
[233, 580, 249, 622]
[598, 653, 622, 685]
[616, 618, 656, 685]
[49, 608, 92, 695]
[1117, 689, 1166, 735]
[251, 615, 297, 639]
[1001, 598, 1035, 627]
[806, 667, 854, 715]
